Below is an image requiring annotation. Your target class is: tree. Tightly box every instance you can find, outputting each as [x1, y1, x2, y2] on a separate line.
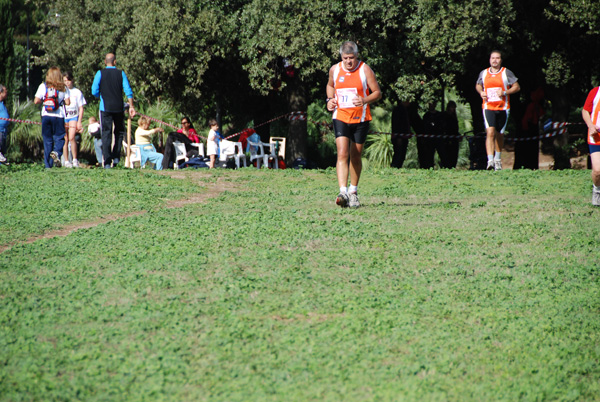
[1, 0, 15, 107]
[33, 0, 600, 168]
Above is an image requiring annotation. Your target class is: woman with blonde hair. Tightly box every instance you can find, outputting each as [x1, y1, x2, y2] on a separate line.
[135, 115, 164, 170]
[34, 67, 71, 168]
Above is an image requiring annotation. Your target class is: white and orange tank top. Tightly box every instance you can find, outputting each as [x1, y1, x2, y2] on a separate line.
[477, 67, 518, 111]
[583, 86, 600, 145]
[332, 61, 372, 124]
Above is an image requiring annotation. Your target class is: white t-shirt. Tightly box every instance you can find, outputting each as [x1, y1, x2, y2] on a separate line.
[63, 87, 86, 120]
[88, 122, 100, 137]
[207, 129, 218, 155]
[35, 83, 70, 118]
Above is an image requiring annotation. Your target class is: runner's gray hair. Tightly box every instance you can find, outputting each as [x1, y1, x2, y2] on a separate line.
[340, 41, 359, 57]
[0, 84, 5, 93]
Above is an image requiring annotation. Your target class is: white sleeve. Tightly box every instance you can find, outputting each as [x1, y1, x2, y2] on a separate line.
[34, 83, 46, 99]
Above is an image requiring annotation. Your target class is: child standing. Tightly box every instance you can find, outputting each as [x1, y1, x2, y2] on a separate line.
[135, 116, 164, 170]
[33, 67, 71, 168]
[207, 118, 220, 168]
[88, 116, 102, 166]
[62, 71, 86, 167]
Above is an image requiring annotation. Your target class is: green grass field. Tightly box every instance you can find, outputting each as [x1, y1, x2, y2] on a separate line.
[1, 165, 599, 401]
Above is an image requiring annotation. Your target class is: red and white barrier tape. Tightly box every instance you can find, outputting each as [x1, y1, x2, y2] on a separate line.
[135, 113, 180, 132]
[1, 113, 583, 143]
[222, 111, 306, 140]
[0, 116, 42, 126]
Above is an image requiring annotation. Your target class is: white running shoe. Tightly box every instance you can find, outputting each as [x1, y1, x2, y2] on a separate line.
[50, 151, 61, 167]
[593, 190, 600, 207]
[0, 152, 6, 163]
[487, 160, 494, 170]
[63, 160, 73, 168]
[72, 160, 80, 168]
[348, 192, 360, 208]
[494, 159, 502, 171]
[336, 192, 349, 208]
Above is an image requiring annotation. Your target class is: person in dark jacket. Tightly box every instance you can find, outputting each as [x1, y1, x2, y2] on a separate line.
[91, 53, 136, 168]
[391, 101, 411, 168]
[439, 101, 461, 168]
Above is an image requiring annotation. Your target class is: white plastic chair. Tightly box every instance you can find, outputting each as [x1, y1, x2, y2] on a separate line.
[191, 142, 205, 158]
[122, 141, 142, 169]
[219, 139, 247, 169]
[173, 141, 188, 170]
[248, 140, 278, 169]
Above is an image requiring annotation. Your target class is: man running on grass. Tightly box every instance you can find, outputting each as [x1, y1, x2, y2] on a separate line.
[326, 41, 381, 208]
[582, 86, 600, 206]
[475, 50, 520, 171]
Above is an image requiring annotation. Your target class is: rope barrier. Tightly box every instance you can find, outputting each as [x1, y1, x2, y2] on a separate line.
[1, 112, 587, 143]
[0, 116, 42, 126]
[134, 113, 180, 132]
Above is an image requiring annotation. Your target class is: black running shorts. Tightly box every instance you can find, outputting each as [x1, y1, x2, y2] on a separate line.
[332, 119, 370, 144]
[483, 109, 509, 134]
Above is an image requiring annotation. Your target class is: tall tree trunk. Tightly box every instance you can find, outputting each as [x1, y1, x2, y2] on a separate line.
[285, 78, 307, 164]
[548, 86, 571, 169]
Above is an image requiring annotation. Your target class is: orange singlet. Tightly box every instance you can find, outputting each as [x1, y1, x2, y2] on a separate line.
[332, 61, 372, 124]
[479, 67, 514, 111]
[584, 87, 600, 145]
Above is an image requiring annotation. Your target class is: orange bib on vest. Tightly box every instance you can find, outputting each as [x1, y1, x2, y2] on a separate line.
[481, 67, 510, 111]
[332, 61, 372, 124]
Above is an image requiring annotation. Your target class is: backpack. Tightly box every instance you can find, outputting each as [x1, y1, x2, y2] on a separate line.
[43, 87, 60, 112]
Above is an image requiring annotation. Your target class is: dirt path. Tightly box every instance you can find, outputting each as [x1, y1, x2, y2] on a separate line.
[0, 174, 238, 254]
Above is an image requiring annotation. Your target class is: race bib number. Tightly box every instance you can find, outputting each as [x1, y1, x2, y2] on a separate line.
[336, 88, 358, 108]
[486, 87, 503, 102]
[65, 108, 77, 117]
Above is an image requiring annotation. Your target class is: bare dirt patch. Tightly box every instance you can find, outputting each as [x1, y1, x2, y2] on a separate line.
[0, 175, 239, 254]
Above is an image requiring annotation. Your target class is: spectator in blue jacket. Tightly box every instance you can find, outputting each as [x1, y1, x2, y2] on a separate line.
[0, 84, 9, 163]
[91, 53, 136, 168]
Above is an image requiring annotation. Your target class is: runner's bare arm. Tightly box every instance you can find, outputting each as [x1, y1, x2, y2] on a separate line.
[326, 66, 338, 112]
[360, 65, 382, 106]
[476, 83, 486, 100]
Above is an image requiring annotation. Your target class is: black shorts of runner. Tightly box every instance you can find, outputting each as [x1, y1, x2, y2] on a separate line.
[483, 109, 509, 134]
[332, 119, 370, 144]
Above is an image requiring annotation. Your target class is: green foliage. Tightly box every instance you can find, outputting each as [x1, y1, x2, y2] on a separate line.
[364, 133, 393, 168]
[30, 0, 600, 160]
[1, 168, 599, 400]
[306, 102, 336, 167]
[8, 100, 42, 162]
[135, 99, 183, 147]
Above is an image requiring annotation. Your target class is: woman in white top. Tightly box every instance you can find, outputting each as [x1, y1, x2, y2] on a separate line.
[62, 71, 86, 167]
[33, 67, 70, 168]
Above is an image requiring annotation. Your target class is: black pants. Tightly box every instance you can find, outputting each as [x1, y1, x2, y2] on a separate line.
[163, 132, 197, 169]
[391, 136, 409, 168]
[438, 139, 460, 169]
[417, 137, 437, 169]
[514, 127, 539, 169]
[100, 111, 125, 167]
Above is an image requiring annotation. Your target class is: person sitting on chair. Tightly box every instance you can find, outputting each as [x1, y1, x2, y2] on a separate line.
[135, 116, 164, 170]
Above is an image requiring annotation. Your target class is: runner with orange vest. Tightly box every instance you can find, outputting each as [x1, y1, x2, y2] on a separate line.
[582, 86, 600, 206]
[326, 41, 381, 208]
[475, 50, 520, 170]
